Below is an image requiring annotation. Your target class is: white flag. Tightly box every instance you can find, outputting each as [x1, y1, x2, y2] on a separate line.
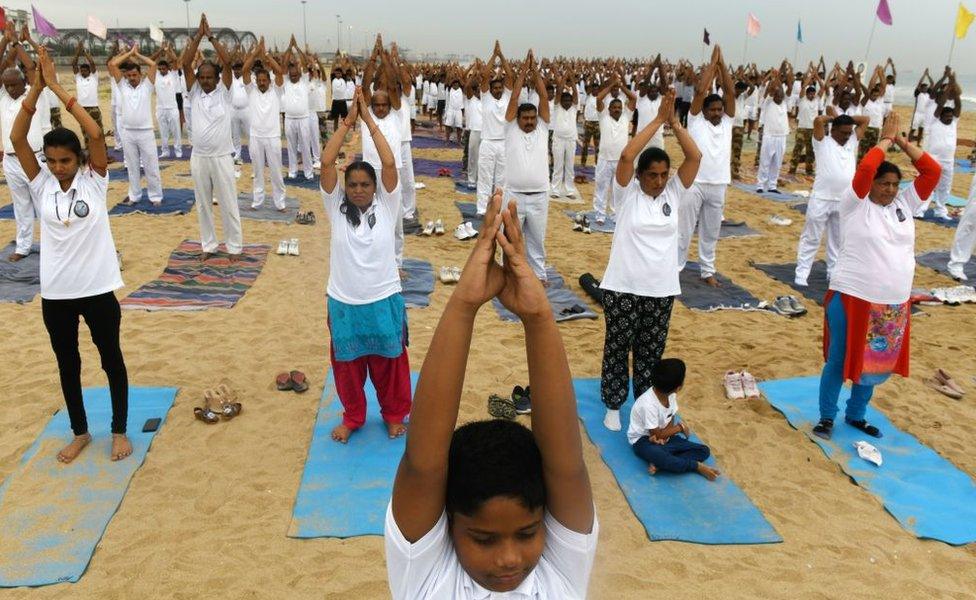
[87, 15, 107, 40]
[149, 23, 164, 43]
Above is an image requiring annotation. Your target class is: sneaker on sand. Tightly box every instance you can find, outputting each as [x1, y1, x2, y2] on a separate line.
[287, 238, 300, 256]
[454, 224, 471, 240]
[450, 266, 462, 282]
[434, 219, 445, 235]
[740, 371, 761, 398]
[769, 214, 792, 226]
[572, 213, 584, 231]
[276, 240, 288, 255]
[421, 221, 435, 236]
[463, 222, 478, 238]
[603, 408, 621, 431]
[772, 295, 797, 316]
[581, 216, 592, 234]
[786, 295, 807, 316]
[439, 266, 454, 283]
[512, 386, 532, 414]
[724, 371, 745, 399]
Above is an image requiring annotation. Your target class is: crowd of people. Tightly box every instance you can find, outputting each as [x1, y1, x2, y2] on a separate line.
[1, 16, 973, 596]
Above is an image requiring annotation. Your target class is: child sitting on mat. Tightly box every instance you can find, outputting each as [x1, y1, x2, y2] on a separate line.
[628, 359, 721, 481]
[386, 191, 598, 599]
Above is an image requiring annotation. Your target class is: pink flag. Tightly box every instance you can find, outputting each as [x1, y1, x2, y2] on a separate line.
[87, 15, 107, 40]
[31, 5, 59, 38]
[876, 0, 893, 25]
[746, 13, 761, 37]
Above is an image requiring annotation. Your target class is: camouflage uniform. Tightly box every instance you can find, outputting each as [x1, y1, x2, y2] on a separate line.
[731, 126, 744, 179]
[789, 128, 815, 175]
[581, 121, 600, 164]
[50, 106, 62, 129]
[858, 127, 879, 160]
[81, 106, 104, 150]
[754, 133, 762, 167]
[461, 129, 471, 175]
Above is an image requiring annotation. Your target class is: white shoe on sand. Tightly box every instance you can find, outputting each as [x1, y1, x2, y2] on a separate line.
[603, 409, 621, 431]
[439, 266, 454, 283]
[464, 222, 478, 238]
[287, 238, 300, 256]
[724, 371, 745, 399]
[276, 240, 288, 255]
[854, 441, 883, 466]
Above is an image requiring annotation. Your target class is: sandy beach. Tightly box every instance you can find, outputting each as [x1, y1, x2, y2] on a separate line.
[1, 74, 975, 599]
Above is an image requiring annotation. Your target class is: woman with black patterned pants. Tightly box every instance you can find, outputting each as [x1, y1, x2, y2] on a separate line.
[598, 88, 702, 431]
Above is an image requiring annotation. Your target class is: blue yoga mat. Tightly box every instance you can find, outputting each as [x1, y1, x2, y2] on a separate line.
[917, 250, 976, 281]
[283, 175, 321, 190]
[759, 376, 976, 545]
[0, 386, 177, 587]
[402, 258, 435, 308]
[897, 180, 968, 209]
[454, 180, 475, 195]
[917, 208, 959, 228]
[954, 158, 974, 174]
[107, 164, 169, 181]
[0, 203, 15, 219]
[288, 371, 417, 538]
[732, 182, 803, 202]
[574, 378, 781, 544]
[0, 242, 40, 303]
[108, 189, 196, 216]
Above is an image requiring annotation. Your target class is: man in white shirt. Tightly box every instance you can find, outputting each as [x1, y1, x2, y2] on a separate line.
[794, 112, 867, 287]
[475, 42, 514, 215]
[550, 74, 579, 199]
[504, 54, 551, 282]
[857, 67, 888, 160]
[392, 54, 417, 224]
[592, 79, 636, 224]
[108, 45, 163, 205]
[71, 41, 103, 149]
[229, 60, 250, 164]
[0, 55, 47, 260]
[307, 63, 326, 168]
[463, 78, 482, 189]
[919, 84, 961, 221]
[444, 78, 465, 144]
[182, 14, 243, 260]
[242, 40, 286, 211]
[949, 176, 976, 281]
[280, 40, 315, 180]
[730, 80, 751, 180]
[756, 79, 789, 194]
[789, 82, 821, 176]
[154, 57, 183, 159]
[635, 82, 664, 152]
[680, 46, 735, 287]
[581, 82, 600, 166]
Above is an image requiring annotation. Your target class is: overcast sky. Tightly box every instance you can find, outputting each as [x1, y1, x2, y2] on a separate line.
[15, 0, 976, 74]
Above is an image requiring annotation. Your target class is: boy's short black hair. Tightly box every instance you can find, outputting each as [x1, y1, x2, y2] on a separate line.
[446, 420, 546, 516]
[651, 358, 686, 394]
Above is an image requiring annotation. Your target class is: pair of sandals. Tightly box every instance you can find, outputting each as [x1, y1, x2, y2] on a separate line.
[813, 417, 882, 440]
[296, 211, 316, 225]
[194, 384, 243, 424]
[925, 368, 965, 400]
[276, 370, 310, 393]
[487, 386, 532, 420]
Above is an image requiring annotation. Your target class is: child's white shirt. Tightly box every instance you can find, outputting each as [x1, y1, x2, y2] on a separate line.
[627, 387, 678, 445]
[385, 503, 598, 599]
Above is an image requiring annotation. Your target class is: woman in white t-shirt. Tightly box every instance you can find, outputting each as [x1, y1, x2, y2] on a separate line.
[813, 114, 941, 440]
[598, 89, 702, 432]
[386, 191, 597, 599]
[320, 87, 410, 444]
[11, 48, 131, 464]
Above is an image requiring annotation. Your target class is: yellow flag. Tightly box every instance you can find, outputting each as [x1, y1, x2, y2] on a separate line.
[957, 3, 975, 39]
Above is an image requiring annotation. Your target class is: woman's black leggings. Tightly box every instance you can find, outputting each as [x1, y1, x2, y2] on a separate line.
[41, 292, 128, 435]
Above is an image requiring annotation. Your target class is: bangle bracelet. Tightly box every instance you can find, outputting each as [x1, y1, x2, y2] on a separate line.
[66, 97, 76, 111]
[23, 104, 35, 115]
[881, 136, 895, 143]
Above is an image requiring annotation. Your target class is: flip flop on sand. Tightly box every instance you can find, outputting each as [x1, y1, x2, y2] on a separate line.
[276, 372, 294, 391]
[488, 394, 517, 420]
[194, 406, 220, 424]
[724, 371, 745, 399]
[925, 377, 963, 400]
[934, 368, 965, 397]
[289, 370, 309, 393]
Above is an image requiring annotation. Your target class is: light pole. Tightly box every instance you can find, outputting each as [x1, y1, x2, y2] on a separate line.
[347, 25, 352, 54]
[183, 0, 191, 36]
[301, 1, 308, 48]
[336, 15, 341, 53]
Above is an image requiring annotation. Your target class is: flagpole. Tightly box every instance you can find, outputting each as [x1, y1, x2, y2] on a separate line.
[948, 35, 957, 65]
[864, 17, 878, 62]
[742, 35, 749, 64]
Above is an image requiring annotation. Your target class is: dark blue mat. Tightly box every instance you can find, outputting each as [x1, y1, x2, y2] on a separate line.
[574, 378, 781, 544]
[402, 258, 435, 309]
[107, 164, 169, 181]
[288, 370, 417, 538]
[916, 250, 976, 281]
[0, 242, 40, 303]
[0, 386, 177, 586]
[108, 188, 195, 216]
[454, 201, 484, 232]
[491, 267, 598, 323]
[759, 376, 976, 545]
[283, 175, 321, 190]
[678, 262, 764, 311]
[454, 180, 476, 195]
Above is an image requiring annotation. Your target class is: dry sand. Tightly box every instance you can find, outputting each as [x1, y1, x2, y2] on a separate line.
[1, 78, 975, 599]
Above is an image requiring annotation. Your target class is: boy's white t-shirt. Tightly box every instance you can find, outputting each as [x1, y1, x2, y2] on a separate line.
[627, 387, 679, 445]
[597, 106, 632, 161]
[385, 504, 599, 600]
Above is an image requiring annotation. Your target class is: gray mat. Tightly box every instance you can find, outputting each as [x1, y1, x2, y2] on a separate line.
[561, 210, 615, 234]
[732, 182, 803, 202]
[401, 258, 435, 308]
[0, 243, 40, 303]
[236, 194, 300, 222]
[678, 262, 764, 311]
[752, 260, 829, 306]
[454, 201, 484, 232]
[917, 250, 976, 281]
[491, 267, 598, 323]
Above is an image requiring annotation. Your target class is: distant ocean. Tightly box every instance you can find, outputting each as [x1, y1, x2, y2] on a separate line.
[892, 71, 976, 109]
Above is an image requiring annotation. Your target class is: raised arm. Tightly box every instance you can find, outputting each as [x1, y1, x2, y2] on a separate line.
[319, 92, 358, 193]
[241, 42, 258, 85]
[71, 40, 83, 74]
[40, 48, 107, 174]
[505, 55, 529, 122]
[181, 16, 206, 90]
[207, 19, 234, 88]
[690, 51, 717, 115]
[617, 89, 673, 185]
[357, 88, 398, 192]
[133, 45, 158, 83]
[618, 82, 637, 112]
[263, 47, 285, 87]
[107, 45, 134, 84]
[10, 65, 44, 180]
[716, 46, 735, 117]
[533, 59, 550, 123]
[594, 78, 614, 112]
[812, 112, 831, 142]
[672, 105, 702, 188]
